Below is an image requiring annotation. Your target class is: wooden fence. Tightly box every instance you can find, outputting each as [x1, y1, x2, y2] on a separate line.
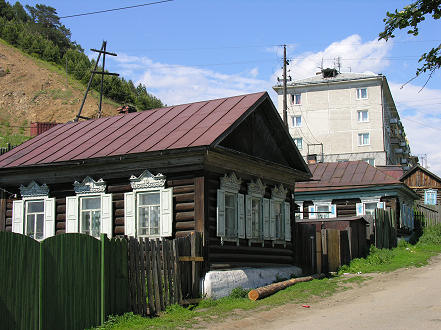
[374, 208, 397, 249]
[0, 231, 203, 329]
[0, 143, 15, 156]
[415, 204, 441, 227]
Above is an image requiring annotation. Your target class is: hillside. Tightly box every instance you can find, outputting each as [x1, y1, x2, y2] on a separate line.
[0, 39, 119, 127]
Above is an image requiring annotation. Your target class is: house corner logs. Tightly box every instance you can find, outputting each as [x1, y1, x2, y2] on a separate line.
[248, 273, 326, 301]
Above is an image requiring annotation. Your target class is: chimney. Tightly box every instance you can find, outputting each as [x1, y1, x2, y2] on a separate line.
[322, 68, 338, 78]
[30, 122, 58, 137]
[307, 154, 317, 165]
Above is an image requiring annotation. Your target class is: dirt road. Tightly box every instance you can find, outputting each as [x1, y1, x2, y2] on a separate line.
[208, 255, 441, 329]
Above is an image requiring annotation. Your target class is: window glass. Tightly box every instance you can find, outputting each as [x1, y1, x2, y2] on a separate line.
[80, 196, 101, 238]
[274, 202, 284, 239]
[316, 205, 329, 219]
[225, 192, 237, 237]
[364, 202, 377, 215]
[25, 200, 44, 240]
[292, 94, 301, 105]
[292, 115, 301, 127]
[138, 192, 160, 236]
[251, 198, 261, 238]
[358, 110, 368, 122]
[358, 133, 370, 145]
[294, 137, 303, 150]
[363, 158, 375, 166]
[425, 190, 437, 205]
[357, 88, 368, 99]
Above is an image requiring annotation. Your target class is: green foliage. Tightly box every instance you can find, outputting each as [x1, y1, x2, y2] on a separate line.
[418, 224, 441, 245]
[379, 0, 441, 77]
[0, 1, 164, 110]
[229, 287, 250, 299]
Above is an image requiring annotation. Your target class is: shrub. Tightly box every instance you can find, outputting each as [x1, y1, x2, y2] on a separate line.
[229, 287, 250, 299]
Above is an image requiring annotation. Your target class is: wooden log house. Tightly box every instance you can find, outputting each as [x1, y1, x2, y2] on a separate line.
[0, 92, 311, 274]
[401, 165, 441, 206]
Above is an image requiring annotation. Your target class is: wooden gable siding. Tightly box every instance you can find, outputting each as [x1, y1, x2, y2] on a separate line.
[4, 174, 201, 237]
[403, 168, 441, 190]
[204, 171, 295, 270]
[333, 198, 361, 218]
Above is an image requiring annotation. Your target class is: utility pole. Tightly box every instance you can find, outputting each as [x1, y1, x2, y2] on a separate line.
[282, 44, 288, 128]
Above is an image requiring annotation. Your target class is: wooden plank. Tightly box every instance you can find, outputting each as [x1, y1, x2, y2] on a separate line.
[138, 238, 147, 316]
[164, 240, 174, 306]
[155, 238, 165, 311]
[144, 239, 155, 316]
[179, 256, 204, 262]
[171, 240, 179, 304]
[162, 240, 170, 307]
[315, 231, 322, 274]
[194, 177, 205, 233]
[327, 229, 340, 272]
[151, 239, 161, 313]
[128, 237, 136, 313]
[0, 191, 6, 231]
[173, 239, 183, 303]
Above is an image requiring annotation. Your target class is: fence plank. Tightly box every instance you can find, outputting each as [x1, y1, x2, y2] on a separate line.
[156, 238, 165, 311]
[151, 239, 161, 313]
[138, 238, 147, 316]
[163, 239, 171, 306]
[144, 239, 155, 316]
[327, 229, 340, 272]
[173, 239, 183, 304]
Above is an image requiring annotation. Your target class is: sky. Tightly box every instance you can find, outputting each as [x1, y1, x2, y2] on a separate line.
[19, 0, 441, 175]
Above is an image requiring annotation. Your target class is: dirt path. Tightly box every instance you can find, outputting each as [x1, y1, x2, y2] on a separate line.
[206, 255, 441, 329]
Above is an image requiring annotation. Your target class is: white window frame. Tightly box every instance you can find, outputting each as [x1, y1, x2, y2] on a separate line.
[424, 189, 437, 205]
[357, 110, 369, 122]
[308, 201, 336, 220]
[78, 194, 104, 238]
[124, 170, 173, 239]
[66, 177, 113, 238]
[356, 88, 368, 100]
[292, 93, 301, 105]
[12, 181, 55, 240]
[293, 137, 303, 150]
[291, 115, 302, 127]
[358, 133, 370, 146]
[356, 199, 384, 216]
[246, 179, 266, 245]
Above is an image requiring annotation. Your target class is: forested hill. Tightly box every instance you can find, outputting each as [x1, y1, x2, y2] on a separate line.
[0, 1, 163, 112]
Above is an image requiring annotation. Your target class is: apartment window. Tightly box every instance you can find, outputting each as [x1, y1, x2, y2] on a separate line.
[363, 158, 375, 166]
[292, 93, 301, 105]
[80, 196, 101, 237]
[124, 170, 173, 238]
[358, 110, 369, 122]
[66, 176, 113, 238]
[137, 192, 160, 237]
[12, 181, 55, 240]
[291, 115, 302, 127]
[337, 159, 349, 162]
[357, 88, 368, 99]
[293, 137, 303, 150]
[424, 189, 437, 205]
[358, 133, 370, 146]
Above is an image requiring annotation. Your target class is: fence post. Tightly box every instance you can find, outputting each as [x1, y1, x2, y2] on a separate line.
[39, 240, 43, 330]
[100, 234, 106, 325]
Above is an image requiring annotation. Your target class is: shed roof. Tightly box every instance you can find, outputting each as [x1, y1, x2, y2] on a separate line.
[0, 92, 309, 176]
[296, 161, 401, 192]
[400, 164, 441, 183]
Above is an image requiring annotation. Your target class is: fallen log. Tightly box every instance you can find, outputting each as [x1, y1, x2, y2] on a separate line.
[248, 273, 326, 301]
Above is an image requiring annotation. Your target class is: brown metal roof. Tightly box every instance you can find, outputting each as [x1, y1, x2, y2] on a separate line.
[0, 92, 267, 168]
[296, 161, 400, 192]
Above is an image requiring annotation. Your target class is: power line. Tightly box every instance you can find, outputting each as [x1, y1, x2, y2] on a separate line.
[60, 0, 174, 19]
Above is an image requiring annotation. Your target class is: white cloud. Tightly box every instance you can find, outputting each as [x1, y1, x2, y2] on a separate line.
[389, 82, 441, 116]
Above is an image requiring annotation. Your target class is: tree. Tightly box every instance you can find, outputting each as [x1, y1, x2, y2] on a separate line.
[379, 0, 441, 80]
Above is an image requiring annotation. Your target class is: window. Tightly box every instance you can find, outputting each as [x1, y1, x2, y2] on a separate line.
[293, 137, 303, 150]
[316, 204, 330, 219]
[291, 115, 302, 127]
[246, 178, 266, 241]
[424, 189, 437, 205]
[356, 201, 384, 216]
[124, 170, 173, 238]
[357, 88, 368, 99]
[66, 176, 113, 238]
[337, 159, 349, 163]
[307, 203, 336, 219]
[25, 200, 44, 240]
[291, 94, 301, 105]
[225, 192, 238, 237]
[273, 201, 284, 239]
[358, 110, 369, 122]
[364, 202, 378, 216]
[12, 181, 55, 240]
[362, 158, 375, 166]
[358, 133, 370, 146]
[270, 184, 291, 242]
[251, 197, 261, 238]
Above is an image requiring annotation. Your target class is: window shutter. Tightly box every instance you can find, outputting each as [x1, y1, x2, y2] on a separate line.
[216, 189, 226, 237]
[124, 192, 136, 237]
[101, 194, 113, 238]
[356, 203, 364, 216]
[43, 197, 56, 238]
[12, 200, 24, 234]
[330, 204, 337, 218]
[245, 195, 252, 238]
[263, 198, 270, 239]
[160, 188, 173, 237]
[432, 190, 437, 205]
[269, 200, 276, 240]
[377, 202, 385, 209]
[237, 193, 245, 239]
[298, 203, 303, 220]
[284, 202, 291, 242]
[308, 205, 316, 219]
[65, 196, 79, 233]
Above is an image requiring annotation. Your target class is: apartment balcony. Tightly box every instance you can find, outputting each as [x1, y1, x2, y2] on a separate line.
[401, 158, 408, 164]
[399, 141, 407, 147]
[394, 148, 403, 154]
[390, 118, 399, 124]
[390, 137, 400, 145]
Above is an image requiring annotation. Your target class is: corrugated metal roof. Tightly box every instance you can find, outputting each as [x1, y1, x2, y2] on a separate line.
[0, 92, 266, 168]
[376, 165, 404, 180]
[296, 161, 400, 192]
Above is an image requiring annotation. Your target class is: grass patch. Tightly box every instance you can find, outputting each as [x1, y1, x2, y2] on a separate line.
[0, 133, 30, 147]
[97, 278, 342, 329]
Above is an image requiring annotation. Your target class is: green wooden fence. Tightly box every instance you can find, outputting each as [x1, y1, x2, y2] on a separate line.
[374, 208, 397, 249]
[0, 232, 129, 330]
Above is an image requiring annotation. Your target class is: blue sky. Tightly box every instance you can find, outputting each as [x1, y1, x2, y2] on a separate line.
[19, 0, 441, 174]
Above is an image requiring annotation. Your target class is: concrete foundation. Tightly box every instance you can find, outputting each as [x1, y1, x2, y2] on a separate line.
[202, 266, 302, 299]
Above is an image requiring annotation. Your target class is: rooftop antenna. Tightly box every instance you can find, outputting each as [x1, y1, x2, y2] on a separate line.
[74, 40, 119, 122]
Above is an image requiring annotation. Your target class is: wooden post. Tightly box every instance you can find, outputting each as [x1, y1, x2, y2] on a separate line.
[327, 229, 340, 272]
[144, 239, 155, 316]
[0, 190, 6, 232]
[315, 231, 322, 274]
[321, 228, 328, 273]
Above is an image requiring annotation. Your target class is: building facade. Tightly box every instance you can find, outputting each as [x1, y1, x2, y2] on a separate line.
[273, 70, 412, 168]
